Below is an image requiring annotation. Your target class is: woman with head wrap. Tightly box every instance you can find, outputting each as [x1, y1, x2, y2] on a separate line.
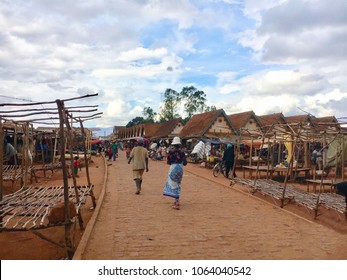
[163, 137, 187, 210]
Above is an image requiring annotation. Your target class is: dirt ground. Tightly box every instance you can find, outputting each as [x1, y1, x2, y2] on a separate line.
[81, 152, 347, 260]
[1, 151, 347, 260]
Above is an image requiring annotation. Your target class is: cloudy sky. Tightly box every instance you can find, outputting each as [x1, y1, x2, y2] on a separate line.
[1, 0, 347, 132]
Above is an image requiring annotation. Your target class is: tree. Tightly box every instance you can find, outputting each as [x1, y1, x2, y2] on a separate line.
[181, 86, 207, 118]
[205, 105, 217, 112]
[142, 106, 157, 123]
[126, 116, 144, 127]
[159, 88, 181, 122]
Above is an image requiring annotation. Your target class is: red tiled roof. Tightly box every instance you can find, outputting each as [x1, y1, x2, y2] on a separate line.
[179, 109, 236, 138]
[228, 111, 254, 130]
[151, 118, 184, 139]
[257, 113, 286, 127]
[285, 114, 312, 125]
[227, 110, 263, 134]
[311, 116, 340, 132]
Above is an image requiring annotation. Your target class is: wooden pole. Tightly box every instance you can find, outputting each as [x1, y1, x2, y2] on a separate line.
[23, 123, 29, 189]
[231, 134, 240, 180]
[281, 128, 301, 208]
[323, 132, 327, 167]
[342, 135, 345, 181]
[64, 112, 84, 230]
[292, 141, 300, 181]
[14, 124, 18, 165]
[278, 141, 282, 164]
[12, 124, 19, 188]
[265, 141, 271, 179]
[253, 136, 265, 188]
[272, 132, 276, 168]
[56, 99, 74, 259]
[0, 117, 3, 201]
[53, 131, 58, 163]
[79, 119, 96, 208]
[39, 134, 47, 176]
[304, 142, 308, 168]
[335, 140, 340, 181]
[249, 137, 253, 166]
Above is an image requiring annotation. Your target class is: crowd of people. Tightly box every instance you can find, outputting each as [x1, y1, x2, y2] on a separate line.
[3, 132, 340, 211]
[114, 137, 339, 211]
[98, 136, 186, 210]
[105, 136, 238, 210]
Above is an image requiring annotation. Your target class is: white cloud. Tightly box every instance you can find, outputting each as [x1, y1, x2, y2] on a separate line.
[305, 88, 347, 105]
[118, 47, 168, 62]
[1, 0, 347, 130]
[238, 94, 298, 116]
[220, 84, 240, 94]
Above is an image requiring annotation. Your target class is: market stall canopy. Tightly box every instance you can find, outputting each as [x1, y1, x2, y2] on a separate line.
[91, 139, 103, 145]
[191, 140, 211, 159]
[242, 139, 264, 149]
[199, 138, 222, 145]
[134, 137, 150, 143]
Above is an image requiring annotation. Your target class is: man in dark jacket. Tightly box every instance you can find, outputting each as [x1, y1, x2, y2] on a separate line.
[223, 143, 236, 178]
[333, 181, 347, 209]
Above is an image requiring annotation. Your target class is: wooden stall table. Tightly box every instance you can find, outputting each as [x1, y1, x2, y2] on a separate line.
[2, 165, 37, 187]
[242, 165, 274, 179]
[273, 167, 311, 178]
[242, 166, 311, 180]
[306, 179, 335, 193]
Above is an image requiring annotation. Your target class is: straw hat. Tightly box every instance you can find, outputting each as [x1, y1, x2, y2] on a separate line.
[171, 136, 181, 145]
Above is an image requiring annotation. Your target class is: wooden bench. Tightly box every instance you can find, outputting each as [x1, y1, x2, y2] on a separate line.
[306, 179, 334, 193]
[242, 166, 274, 179]
[242, 165, 310, 180]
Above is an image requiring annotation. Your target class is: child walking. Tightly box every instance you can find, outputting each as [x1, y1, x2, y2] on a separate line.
[74, 156, 80, 177]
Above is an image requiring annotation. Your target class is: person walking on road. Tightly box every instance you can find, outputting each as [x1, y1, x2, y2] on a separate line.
[111, 141, 118, 161]
[163, 137, 187, 210]
[106, 144, 113, 161]
[223, 143, 236, 178]
[128, 137, 149, 195]
[73, 156, 80, 178]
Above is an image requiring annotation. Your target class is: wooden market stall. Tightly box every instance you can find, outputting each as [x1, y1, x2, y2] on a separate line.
[0, 94, 101, 259]
[231, 113, 347, 221]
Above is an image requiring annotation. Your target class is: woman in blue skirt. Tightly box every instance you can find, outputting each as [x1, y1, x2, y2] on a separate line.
[163, 137, 187, 210]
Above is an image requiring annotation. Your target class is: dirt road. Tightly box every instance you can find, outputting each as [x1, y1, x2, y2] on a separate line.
[76, 151, 347, 260]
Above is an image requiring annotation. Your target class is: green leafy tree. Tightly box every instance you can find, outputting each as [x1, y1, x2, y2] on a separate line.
[181, 86, 207, 118]
[126, 116, 144, 127]
[159, 88, 181, 122]
[142, 106, 157, 123]
[205, 105, 217, 112]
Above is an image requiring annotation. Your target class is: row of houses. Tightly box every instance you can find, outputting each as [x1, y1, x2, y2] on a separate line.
[112, 109, 342, 147]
